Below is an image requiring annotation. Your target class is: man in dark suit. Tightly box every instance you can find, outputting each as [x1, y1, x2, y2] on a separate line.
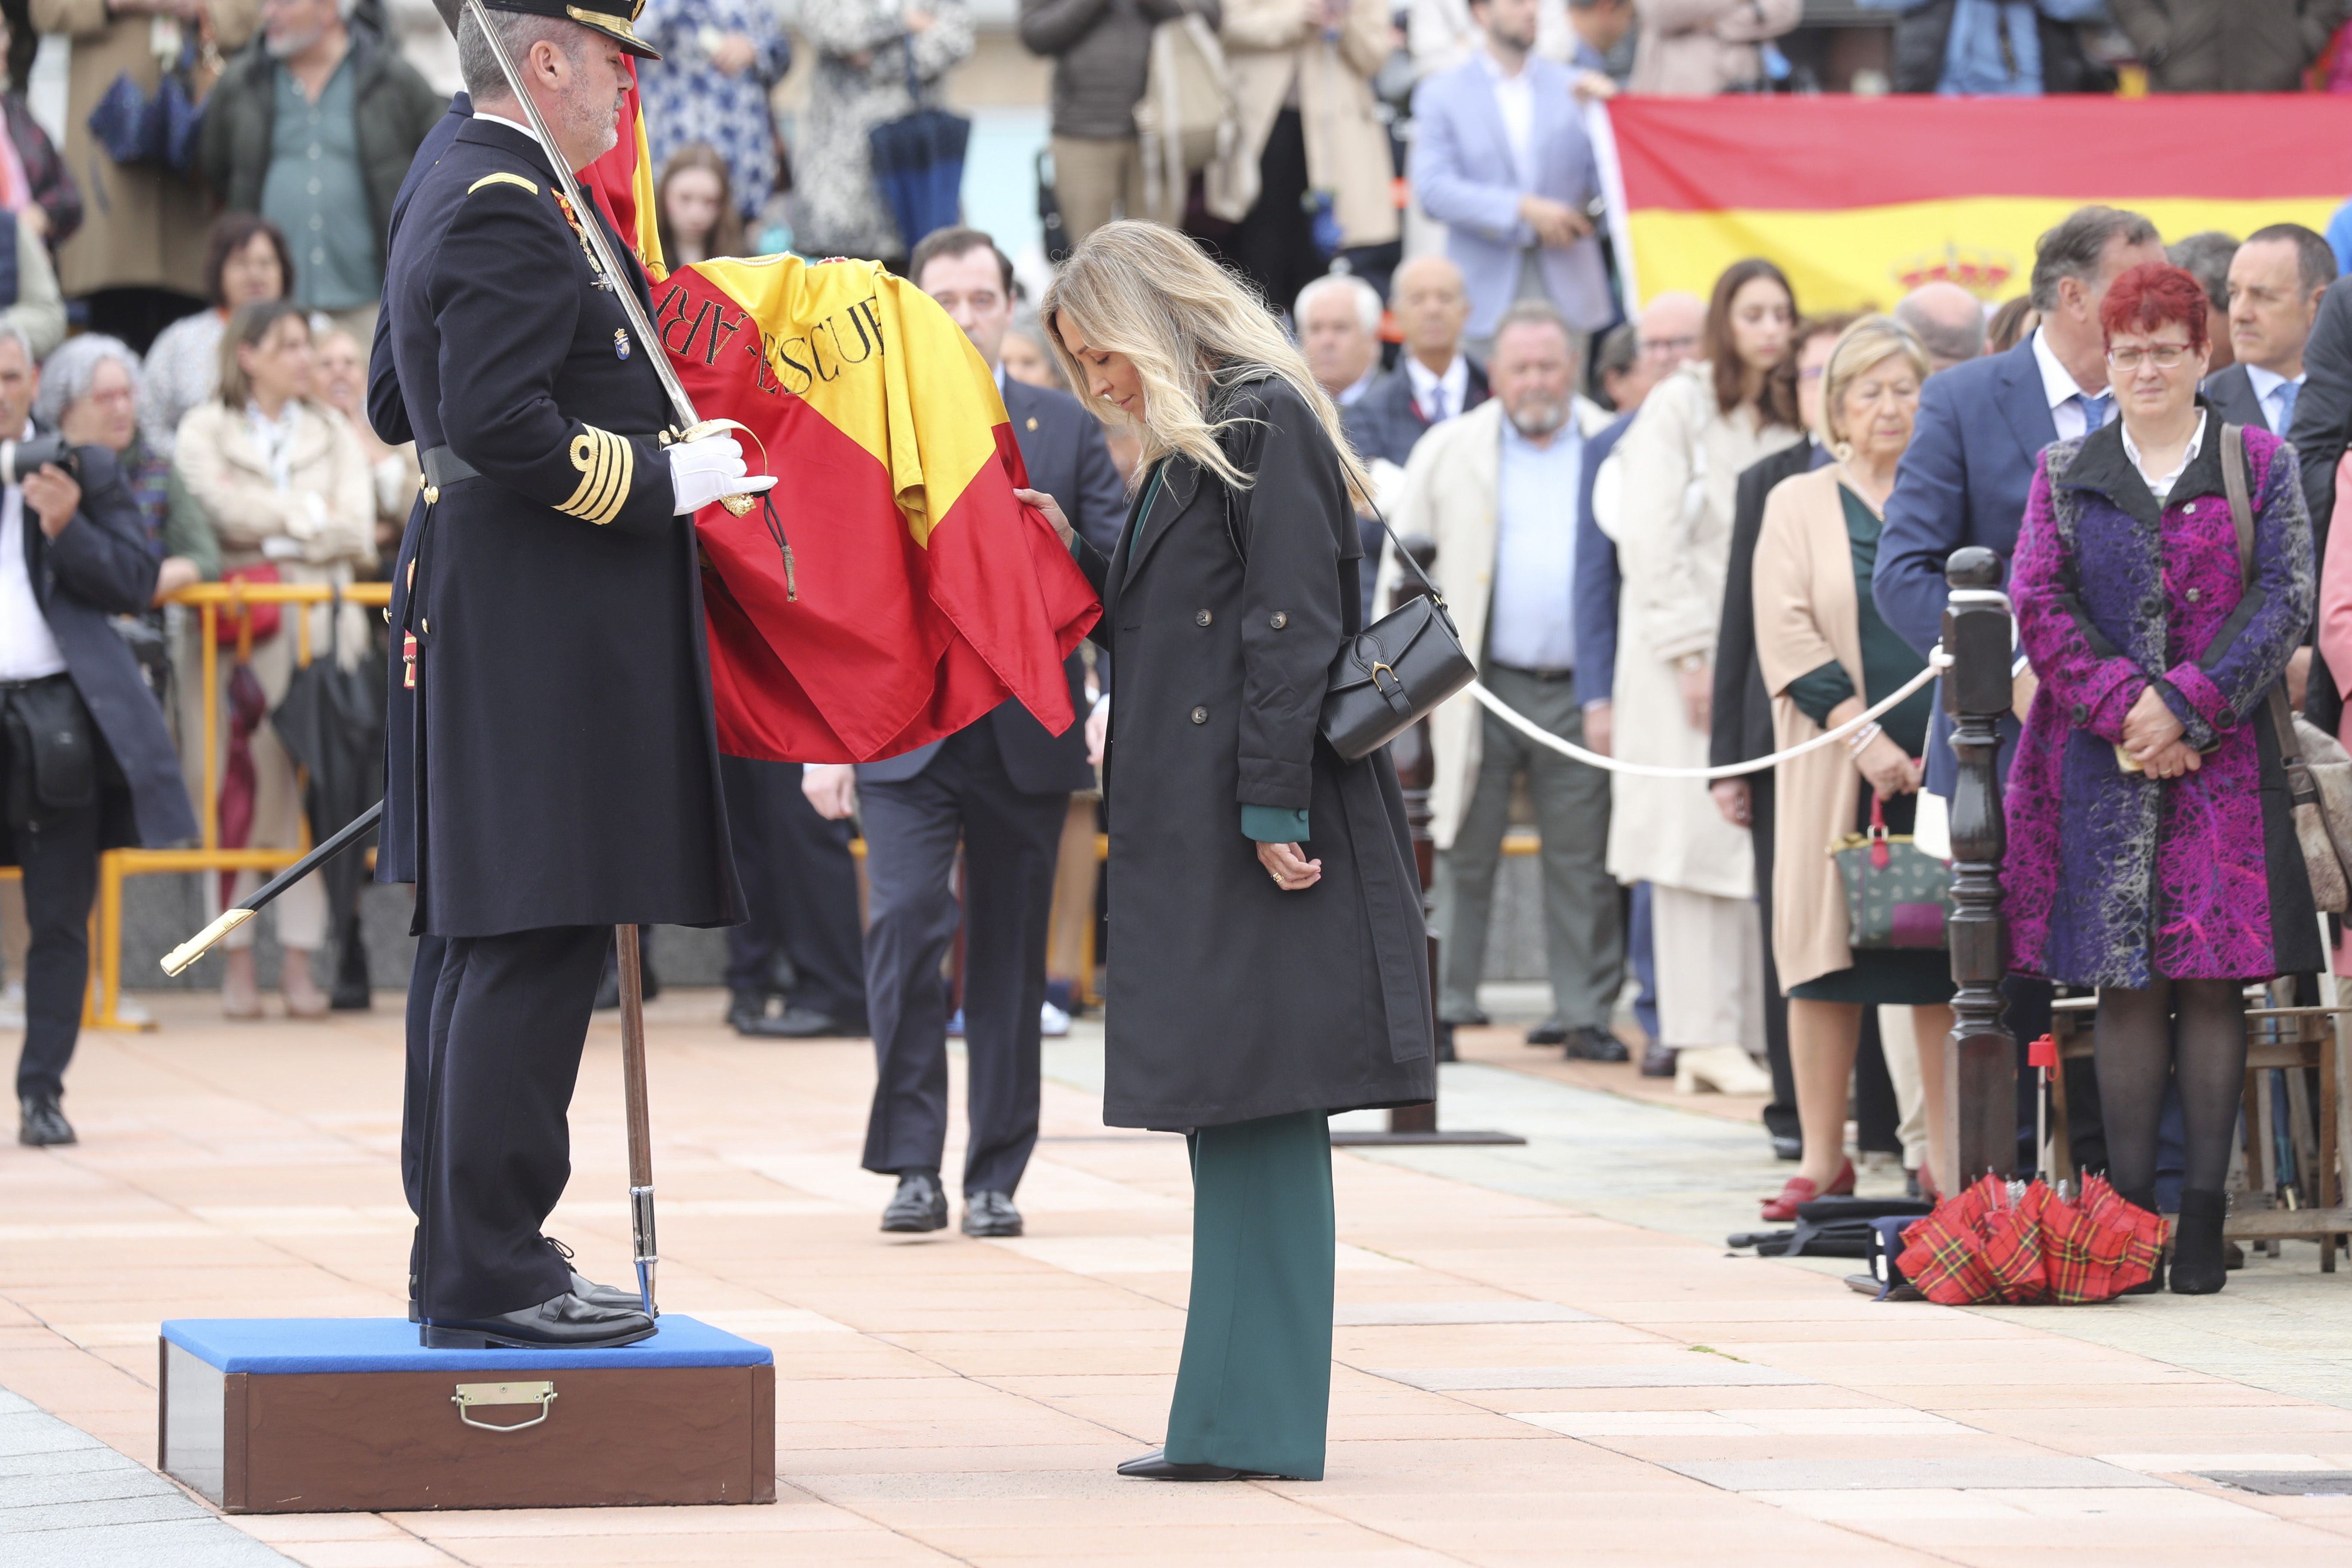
[803, 228, 1125, 1242]
[2207, 223, 2333, 438]
[1875, 204, 2162, 1176]
[1, 327, 197, 1147]
[1344, 256, 1491, 473]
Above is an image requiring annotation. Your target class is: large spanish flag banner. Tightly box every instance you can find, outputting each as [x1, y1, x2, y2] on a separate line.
[580, 74, 1098, 764]
[654, 256, 1102, 764]
[1601, 95, 2352, 315]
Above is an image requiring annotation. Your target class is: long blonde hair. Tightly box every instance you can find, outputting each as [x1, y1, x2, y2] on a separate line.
[1041, 221, 1370, 500]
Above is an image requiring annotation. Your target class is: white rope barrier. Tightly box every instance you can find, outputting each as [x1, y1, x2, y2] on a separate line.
[1467, 648, 1952, 781]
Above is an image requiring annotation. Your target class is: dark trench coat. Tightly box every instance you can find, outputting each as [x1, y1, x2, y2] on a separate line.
[1075, 373, 1436, 1130]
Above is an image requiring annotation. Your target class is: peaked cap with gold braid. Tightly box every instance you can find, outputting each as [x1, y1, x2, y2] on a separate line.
[477, 0, 661, 59]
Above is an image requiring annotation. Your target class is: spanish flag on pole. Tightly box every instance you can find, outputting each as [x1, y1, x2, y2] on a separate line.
[656, 257, 1102, 763]
[1599, 95, 2352, 315]
[580, 68, 1099, 764]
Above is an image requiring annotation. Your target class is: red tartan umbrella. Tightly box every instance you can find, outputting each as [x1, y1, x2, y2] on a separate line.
[1897, 1175, 2160, 1305]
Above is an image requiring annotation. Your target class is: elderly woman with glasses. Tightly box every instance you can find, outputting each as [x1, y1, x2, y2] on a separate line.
[35, 336, 204, 598]
[2006, 261, 2320, 1296]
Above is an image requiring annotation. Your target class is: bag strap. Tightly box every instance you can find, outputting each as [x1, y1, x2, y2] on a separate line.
[1216, 465, 1446, 605]
[2221, 421, 2319, 805]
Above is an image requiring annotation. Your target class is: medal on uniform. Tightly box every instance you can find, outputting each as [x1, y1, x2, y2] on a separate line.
[552, 190, 612, 289]
[614, 329, 631, 361]
[402, 632, 418, 690]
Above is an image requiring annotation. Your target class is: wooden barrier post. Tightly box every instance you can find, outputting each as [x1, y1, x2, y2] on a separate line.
[1332, 535, 1522, 1148]
[1942, 546, 2017, 1181]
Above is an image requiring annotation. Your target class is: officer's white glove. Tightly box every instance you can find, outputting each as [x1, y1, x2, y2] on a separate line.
[668, 434, 777, 515]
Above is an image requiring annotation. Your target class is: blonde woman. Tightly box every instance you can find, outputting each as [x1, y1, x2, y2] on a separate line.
[172, 301, 375, 1018]
[1029, 221, 1432, 1483]
[1751, 316, 1954, 1220]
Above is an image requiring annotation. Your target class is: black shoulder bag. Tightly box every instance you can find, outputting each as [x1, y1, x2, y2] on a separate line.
[1220, 477, 1475, 762]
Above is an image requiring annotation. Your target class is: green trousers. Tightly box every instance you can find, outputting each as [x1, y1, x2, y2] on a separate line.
[1164, 1110, 1334, 1480]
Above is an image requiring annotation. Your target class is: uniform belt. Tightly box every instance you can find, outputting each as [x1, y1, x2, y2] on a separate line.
[1489, 662, 1576, 682]
[420, 446, 480, 488]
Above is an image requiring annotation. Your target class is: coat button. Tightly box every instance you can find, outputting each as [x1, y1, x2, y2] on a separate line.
[2217, 706, 2236, 727]
[1270, 611, 1288, 629]
[1195, 608, 1212, 626]
[2185, 588, 2200, 603]
[2072, 702, 2089, 723]
[1190, 705, 1208, 724]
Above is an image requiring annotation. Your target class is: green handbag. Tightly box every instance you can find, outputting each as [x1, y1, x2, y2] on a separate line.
[1831, 794, 1951, 950]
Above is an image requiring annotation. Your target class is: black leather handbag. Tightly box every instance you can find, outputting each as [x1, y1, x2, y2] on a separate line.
[1223, 484, 1475, 762]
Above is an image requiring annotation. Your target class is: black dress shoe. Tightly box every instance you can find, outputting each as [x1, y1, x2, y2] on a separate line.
[1566, 1025, 1630, 1063]
[18, 1093, 74, 1147]
[1116, 1447, 1289, 1481]
[545, 1237, 648, 1311]
[423, 1291, 655, 1349]
[409, 1241, 645, 1323]
[768, 1005, 866, 1038]
[963, 1191, 1023, 1237]
[1434, 1020, 1458, 1063]
[1525, 1017, 1568, 1046]
[1639, 1040, 1678, 1077]
[728, 989, 804, 1037]
[882, 1170, 948, 1233]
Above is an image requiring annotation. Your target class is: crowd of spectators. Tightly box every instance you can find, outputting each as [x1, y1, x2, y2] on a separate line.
[12, 0, 2352, 1239]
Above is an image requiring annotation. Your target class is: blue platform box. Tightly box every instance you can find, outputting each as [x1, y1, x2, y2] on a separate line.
[159, 1317, 774, 1513]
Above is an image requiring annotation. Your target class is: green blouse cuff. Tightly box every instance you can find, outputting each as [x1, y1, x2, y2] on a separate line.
[1785, 659, 1857, 729]
[1241, 805, 1310, 843]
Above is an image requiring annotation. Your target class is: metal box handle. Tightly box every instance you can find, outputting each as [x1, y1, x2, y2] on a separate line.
[451, 1380, 557, 1433]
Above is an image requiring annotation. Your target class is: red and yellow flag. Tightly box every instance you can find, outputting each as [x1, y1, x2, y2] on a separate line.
[659, 256, 1102, 763]
[579, 69, 1096, 764]
[1604, 95, 2352, 315]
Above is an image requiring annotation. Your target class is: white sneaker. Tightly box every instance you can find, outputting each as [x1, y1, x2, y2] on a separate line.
[0, 980, 22, 1031]
[1040, 1000, 1071, 1038]
[112, 994, 153, 1026]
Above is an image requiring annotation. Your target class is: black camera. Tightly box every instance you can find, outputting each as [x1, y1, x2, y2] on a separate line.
[0, 434, 78, 486]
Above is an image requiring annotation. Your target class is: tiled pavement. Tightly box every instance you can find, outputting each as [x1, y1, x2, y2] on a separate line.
[3, 991, 2352, 1565]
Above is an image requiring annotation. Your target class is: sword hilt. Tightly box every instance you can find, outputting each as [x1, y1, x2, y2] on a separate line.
[160, 907, 256, 977]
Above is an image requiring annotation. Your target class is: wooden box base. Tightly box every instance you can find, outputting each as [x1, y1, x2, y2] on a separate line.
[160, 1317, 775, 1513]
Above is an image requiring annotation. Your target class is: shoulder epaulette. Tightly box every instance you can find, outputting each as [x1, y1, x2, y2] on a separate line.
[467, 172, 539, 197]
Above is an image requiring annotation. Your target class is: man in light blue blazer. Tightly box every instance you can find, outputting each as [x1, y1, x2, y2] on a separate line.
[1409, 0, 1614, 356]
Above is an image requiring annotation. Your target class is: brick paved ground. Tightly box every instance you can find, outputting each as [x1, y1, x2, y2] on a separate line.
[4, 992, 2352, 1565]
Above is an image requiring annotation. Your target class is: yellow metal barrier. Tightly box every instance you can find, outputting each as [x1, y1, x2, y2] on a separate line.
[86, 581, 392, 1030]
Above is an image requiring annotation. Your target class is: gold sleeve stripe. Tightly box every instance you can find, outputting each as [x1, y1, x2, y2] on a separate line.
[468, 172, 539, 196]
[557, 426, 633, 525]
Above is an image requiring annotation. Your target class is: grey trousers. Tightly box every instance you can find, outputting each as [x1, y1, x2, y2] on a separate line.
[1433, 664, 1621, 1027]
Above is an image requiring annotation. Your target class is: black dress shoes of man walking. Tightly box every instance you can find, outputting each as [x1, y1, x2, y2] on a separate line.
[882, 1168, 949, 1232]
[18, 1093, 74, 1146]
[962, 1191, 1023, 1237]
[423, 1291, 656, 1350]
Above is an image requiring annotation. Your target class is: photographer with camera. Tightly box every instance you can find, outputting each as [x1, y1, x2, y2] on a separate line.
[0, 323, 197, 1146]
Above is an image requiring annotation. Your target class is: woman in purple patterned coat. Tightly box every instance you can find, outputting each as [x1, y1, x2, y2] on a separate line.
[2006, 261, 2319, 1297]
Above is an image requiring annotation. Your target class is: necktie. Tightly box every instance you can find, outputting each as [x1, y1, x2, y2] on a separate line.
[1425, 383, 1448, 424]
[2275, 380, 2300, 435]
[2078, 392, 2112, 434]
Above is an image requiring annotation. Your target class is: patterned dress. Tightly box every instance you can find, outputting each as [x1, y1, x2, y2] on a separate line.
[2004, 413, 2321, 988]
[637, 0, 794, 217]
[791, 0, 974, 262]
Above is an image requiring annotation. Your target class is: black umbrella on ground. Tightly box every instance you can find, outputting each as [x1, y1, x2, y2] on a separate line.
[268, 594, 386, 1010]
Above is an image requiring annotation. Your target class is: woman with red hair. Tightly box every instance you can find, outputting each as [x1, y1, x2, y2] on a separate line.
[2004, 261, 2319, 1295]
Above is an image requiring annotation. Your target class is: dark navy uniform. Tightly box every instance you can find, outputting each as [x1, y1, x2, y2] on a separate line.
[377, 108, 741, 1324]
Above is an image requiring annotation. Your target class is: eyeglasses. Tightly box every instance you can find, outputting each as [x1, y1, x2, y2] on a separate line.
[2106, 344, 2194, 371]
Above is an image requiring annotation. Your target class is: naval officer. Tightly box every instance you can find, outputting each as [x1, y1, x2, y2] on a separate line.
[375, 0, 767, 1350]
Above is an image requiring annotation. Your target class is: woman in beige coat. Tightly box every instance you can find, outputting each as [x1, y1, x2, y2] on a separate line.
[1751, 316, 1953, 1221]
[34, 0, 258, 342]
[1216, 0, 1399, 312]
[1606, 259, 1801, 1083]
[172, 301, 374, 1017]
